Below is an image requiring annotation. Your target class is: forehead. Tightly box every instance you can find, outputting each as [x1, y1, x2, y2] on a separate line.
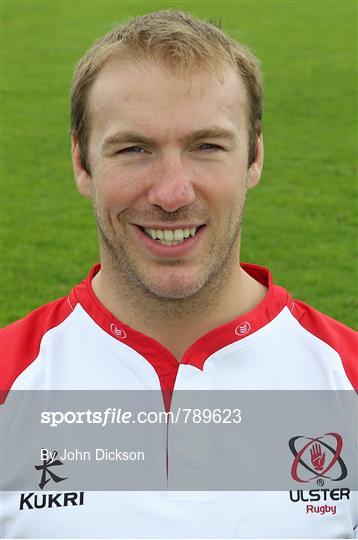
[87, 58, 249, 141]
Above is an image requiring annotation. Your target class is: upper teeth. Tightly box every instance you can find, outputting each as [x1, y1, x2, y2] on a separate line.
[144, 227, 197, 242]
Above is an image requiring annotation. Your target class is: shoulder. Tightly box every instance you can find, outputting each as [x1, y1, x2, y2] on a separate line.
[290, 299, 357, 389]
[0, 296, 73, 401]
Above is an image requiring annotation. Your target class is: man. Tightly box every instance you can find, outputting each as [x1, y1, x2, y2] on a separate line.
[1, 10, 357, 539]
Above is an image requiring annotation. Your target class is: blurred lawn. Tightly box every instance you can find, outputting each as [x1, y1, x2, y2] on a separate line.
[1, 0, 357, 327]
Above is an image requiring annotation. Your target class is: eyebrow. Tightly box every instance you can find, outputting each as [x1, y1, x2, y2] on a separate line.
[101, 127, 237, 151]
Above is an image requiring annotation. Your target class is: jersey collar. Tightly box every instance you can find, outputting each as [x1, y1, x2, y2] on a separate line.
[70, 263, 292, 379]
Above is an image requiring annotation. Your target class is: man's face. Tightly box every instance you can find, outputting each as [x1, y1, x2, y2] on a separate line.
[73, 59, 263, 299]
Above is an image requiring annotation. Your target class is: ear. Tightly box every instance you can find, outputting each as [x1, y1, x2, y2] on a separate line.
[71, 132, 91, 197]
[247, 132, 264, 190]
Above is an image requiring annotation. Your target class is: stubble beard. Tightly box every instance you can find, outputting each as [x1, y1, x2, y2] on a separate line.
[93, 202, 246, 319]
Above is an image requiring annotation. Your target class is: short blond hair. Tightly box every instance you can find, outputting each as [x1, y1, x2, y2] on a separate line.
[71, 10, 263, 171]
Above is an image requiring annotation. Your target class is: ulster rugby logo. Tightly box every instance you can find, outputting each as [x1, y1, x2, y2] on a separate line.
[289, 433, 347, 483]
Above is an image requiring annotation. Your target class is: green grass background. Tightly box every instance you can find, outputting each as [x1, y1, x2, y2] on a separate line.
[2, 0, 357, 328]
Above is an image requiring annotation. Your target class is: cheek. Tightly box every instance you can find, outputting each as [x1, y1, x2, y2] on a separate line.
[201, 165, 246, 208]
[93, 164, 147, 209]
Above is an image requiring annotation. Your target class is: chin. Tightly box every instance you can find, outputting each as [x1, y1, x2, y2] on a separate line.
[143, 273, 206, 300]
[146, 284, 202, 300]
[151, 289, 198, 300]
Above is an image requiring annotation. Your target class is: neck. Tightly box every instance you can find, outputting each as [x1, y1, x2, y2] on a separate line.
[91, 255, 267, 361]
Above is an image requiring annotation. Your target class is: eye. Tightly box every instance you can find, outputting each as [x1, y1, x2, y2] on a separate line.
[197, 143, 222, 152]
[118, 146, 145, 154]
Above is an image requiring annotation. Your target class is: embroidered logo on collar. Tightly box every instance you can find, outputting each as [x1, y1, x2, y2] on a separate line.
[110, 323, 127, 339]
[235, 321, 251, 336]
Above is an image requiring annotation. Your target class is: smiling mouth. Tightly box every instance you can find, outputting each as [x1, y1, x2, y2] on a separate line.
[141, 226, 202, 246]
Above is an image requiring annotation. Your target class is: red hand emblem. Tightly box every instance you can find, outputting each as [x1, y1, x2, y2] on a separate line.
[310, 442, 326, 471]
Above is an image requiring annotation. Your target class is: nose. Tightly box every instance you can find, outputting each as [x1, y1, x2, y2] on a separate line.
[147, 155, 196, 212]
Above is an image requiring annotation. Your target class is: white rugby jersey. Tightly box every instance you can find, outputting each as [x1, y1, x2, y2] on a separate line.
[1, 263, 357, 539]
